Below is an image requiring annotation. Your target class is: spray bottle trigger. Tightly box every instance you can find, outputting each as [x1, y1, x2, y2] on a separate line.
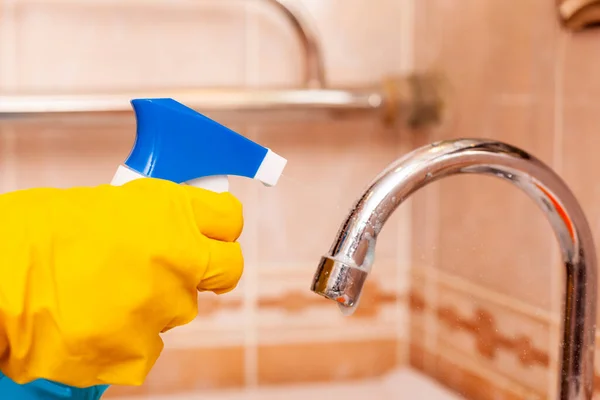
[186, 175, 230, 193]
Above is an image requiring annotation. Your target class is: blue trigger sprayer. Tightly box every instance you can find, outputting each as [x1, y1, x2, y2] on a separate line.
[112, 98, 287, 190]
[0, 98, 287, 400]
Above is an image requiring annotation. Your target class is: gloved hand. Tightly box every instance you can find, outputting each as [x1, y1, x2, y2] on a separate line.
[0, 178, 244, 388]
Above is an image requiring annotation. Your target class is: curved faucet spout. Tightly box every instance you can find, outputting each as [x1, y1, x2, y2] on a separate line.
[310, 139, 597, 400]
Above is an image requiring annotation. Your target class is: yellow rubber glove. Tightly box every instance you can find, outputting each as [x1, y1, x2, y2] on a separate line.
[0, 178, 243, 388]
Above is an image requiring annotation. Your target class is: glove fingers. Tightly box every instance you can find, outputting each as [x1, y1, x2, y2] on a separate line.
[198, 239, 243, 294]
[182, 186, 244, 242]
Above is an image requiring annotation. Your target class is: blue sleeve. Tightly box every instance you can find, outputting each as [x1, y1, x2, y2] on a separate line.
[0, 371, 109, 400]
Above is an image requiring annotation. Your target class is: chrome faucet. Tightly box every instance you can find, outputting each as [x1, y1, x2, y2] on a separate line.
[310, 139, 597, 400]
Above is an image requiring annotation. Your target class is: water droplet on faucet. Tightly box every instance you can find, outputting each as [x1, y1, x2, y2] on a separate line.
[338, 302, 358, 316]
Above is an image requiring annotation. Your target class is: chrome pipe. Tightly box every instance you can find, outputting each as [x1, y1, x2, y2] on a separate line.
[310, 139, 597, 399]
[262, 0, 326, 88]
[0, 88, 378, 115]
[0, 76, 445, 127]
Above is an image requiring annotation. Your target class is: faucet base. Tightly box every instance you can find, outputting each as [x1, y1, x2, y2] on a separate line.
[310, 256, 368, 307]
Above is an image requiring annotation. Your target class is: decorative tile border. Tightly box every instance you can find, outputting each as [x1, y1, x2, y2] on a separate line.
[408, 280, 553, 396]
[196, 294, 242, 317]
[258, 279, 398, 317]
[409, 291, 549, 369]
[196, 279, 398, 318]
[408, 267, 600, 398]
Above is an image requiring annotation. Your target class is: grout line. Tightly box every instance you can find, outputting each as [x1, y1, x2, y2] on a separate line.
[423, 181, 440, 363]
[395, 0, 414, 348]
[548, 26, 568, 400]
[244, 0, 260, 87]
[414, 0, 442, 373]
[396, 0, 415, 357]
[551, 39, 566, 210]
[552, 35, 566, 200]
[162, 326, 399, 348]
[396, 206, 410, 363]
[242, 184, 259, 389]
[398, 0, 415, 75]
[419, 0, 443, 352]
[396, 196, 411, 342]
[242, 3, 260, 388]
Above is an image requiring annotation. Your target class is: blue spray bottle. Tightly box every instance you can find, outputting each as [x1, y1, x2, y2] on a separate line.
[0, 98, 287, 399]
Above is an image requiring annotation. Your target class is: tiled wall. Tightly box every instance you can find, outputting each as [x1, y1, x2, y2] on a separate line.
[0, 0, 415, 397]
[408, 1, 600, 399]
[8, 1, 600, 399]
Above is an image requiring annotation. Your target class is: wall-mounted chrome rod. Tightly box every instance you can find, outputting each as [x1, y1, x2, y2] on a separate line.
[0, 89, 374, 114]
[0, 76, 444, 127]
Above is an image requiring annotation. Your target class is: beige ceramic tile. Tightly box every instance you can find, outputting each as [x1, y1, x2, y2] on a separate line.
[408, 343, 429, 379]
[408, 120, 443, 291]
[0, 126, 17, 193]
[434, 101, 557, 310]
[414, 0, 557, 94]
[434, 282, 551, 396]
[413, 0, 494, 135]
[11, 1, 248, 91]
[0, 1, 18, 91]
[413, 0, 445, 72]
[560, 104, 600, 323]
[408, 271, 430, 347]
[257, 339, 399, 385]
[482, 0, 558, 96]
[409, 128, 441, 270]
[10, 120, 135, 188]
[412, 0, 557, 159]
[408, 267, 442, 375]
[562, 29, 600, 102]
[253, 118, 403, 269]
